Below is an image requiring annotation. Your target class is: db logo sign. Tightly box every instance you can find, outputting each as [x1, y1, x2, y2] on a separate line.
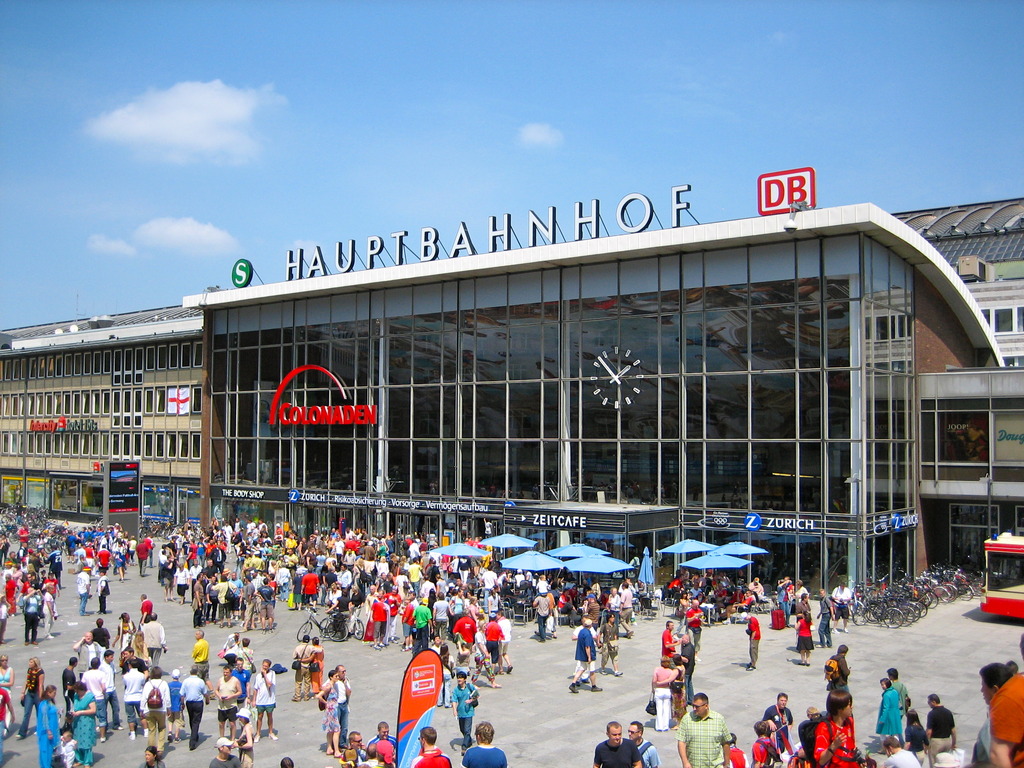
[757, 167, 816, 215]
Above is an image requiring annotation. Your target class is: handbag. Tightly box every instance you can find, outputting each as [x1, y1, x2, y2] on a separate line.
[309, 661, 320, 673]
[645, 695, 658, 717]
[291, 660, 301, 671]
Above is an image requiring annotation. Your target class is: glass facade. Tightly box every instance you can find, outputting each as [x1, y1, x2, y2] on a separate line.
[210, 234, 917, 584]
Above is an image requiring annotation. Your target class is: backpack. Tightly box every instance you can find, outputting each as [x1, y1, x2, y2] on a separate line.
[756, 737, 782, 767]
[824, 657, 841, 682]
[146, 685, 163, 709]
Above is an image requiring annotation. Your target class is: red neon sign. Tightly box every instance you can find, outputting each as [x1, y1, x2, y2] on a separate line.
[268, 365, 377, 426]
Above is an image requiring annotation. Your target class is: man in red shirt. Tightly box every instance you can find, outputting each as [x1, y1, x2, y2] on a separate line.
[402, 596, 417, 651]
[685, 599, 705, 657]
[96, 547, 111, 571]
[384, 588, 401, 645]
[746, 615, 761, 670]
[371, 594, 389, 649]
[136, 538, 151, 577]
[140, 594, 154, 623]
[661, 620, 679, 658]
[453, 614, 476, 647]
[300, 570, 319, 606]
[483, 615, 503, 669]
[411, 726, 452, 768]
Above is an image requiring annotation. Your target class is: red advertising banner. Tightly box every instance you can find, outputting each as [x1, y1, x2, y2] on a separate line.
[396, 649, 443, 768]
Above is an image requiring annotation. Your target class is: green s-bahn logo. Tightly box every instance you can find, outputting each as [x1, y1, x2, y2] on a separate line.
[231, 259, 254, 288]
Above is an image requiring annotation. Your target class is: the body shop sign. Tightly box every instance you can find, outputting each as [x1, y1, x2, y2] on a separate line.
[994, 413, 1024, 463]
[268, 365, 377, 427]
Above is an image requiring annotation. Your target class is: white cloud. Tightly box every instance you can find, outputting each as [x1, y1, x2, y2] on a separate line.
[86, 234, 137, 256]
[518, 122, 564, 148]
[85, 80, 285, 164]
[133, 217, 240, 256]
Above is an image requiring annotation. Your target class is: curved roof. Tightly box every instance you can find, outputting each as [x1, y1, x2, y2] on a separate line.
[895, 198, 1024, 264]
[184, 203, 1002, 364]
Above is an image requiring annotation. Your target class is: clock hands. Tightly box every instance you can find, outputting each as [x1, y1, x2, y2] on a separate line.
[596, 354, 623, 385]
[590, 348, 644, 407]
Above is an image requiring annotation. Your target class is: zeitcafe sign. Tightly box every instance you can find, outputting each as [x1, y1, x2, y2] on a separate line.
[284, 185, 694, 280]
[268, 365, 377, 427]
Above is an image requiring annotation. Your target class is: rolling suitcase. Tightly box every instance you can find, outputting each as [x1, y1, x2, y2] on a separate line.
[770, 608, 786, 630]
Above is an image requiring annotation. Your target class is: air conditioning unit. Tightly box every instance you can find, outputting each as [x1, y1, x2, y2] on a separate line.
[957, 255, 992, 282]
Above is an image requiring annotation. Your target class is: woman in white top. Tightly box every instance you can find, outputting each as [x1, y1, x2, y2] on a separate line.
[174, 562, 191, 605]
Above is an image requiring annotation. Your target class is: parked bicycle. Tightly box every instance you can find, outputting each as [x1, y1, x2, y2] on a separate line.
[295, 605, 363, 643]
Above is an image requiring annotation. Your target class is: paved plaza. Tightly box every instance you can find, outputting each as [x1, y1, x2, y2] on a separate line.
[1, 568, 1017, 767]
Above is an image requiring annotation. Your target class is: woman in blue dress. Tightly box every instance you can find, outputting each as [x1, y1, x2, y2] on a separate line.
[316, 668, 341, 757]
[36, 684, 60, 768]
[875, 678, 903, 738]
[69, 681, 97, 767]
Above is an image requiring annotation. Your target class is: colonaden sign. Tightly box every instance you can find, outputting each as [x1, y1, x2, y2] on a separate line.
[268, 365, 377, 427]
[284, 185, 693, 280]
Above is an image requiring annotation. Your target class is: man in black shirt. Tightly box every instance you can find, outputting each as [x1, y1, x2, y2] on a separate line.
[925, 693, 957, 767]
[594, 721, 641, 768]
[678, 633, 697, 706]
[62, 657, 78, 712]
[92, 618, 111, 649]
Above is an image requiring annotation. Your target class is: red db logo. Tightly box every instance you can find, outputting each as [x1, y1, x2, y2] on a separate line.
[757, 167, 816, 215]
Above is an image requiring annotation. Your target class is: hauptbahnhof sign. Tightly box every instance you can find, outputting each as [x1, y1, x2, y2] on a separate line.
[284, 185, 694, 280]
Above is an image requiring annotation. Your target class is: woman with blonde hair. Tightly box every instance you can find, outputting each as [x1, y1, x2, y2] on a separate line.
[0, 654, 15, 694]
[114, 612, 136, 652]
[651, 656, 677, 731]
[132, 629, 150, 662]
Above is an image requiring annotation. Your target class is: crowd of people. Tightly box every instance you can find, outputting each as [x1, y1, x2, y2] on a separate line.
[0, 516, 1018, 768]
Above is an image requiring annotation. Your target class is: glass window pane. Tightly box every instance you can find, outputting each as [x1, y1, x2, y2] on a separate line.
[751, 373, 796, 439]
[706, 375, 748, 439]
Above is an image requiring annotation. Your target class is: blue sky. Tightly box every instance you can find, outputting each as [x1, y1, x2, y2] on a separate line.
[1, 0, 1021, 330]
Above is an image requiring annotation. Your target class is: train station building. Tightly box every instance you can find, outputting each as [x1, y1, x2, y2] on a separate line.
[3, 190, 1021, 589]
[182, 196, 1003, 588]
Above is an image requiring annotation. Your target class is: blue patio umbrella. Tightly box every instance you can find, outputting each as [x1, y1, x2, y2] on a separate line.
[546, 543, 611, 558]
[658, 539, 715, 555]
[711, 541, 769, 556]
[679, 552, 753, 570]
[638, 547, 655, 585]
[500, 551, 567, 571]
[479, 533, 538, 550]
[560, 555, 633, 574]
[427, 543, 488, 558]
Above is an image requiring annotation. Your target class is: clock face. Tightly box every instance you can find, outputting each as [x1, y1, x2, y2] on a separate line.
[588, 346, 644, 409]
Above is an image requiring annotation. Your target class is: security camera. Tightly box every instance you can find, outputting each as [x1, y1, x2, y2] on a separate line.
[783, 216, 798, 232]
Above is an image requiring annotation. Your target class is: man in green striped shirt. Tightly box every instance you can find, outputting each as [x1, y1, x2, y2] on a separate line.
[676, 692, 731, 768]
